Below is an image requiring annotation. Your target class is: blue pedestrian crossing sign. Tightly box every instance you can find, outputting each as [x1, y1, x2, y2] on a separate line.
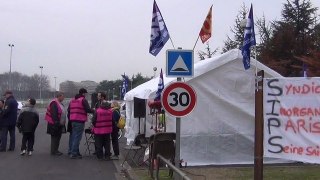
[166, 49, 194, 77]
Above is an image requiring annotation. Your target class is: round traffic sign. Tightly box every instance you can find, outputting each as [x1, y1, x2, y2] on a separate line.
[161, 82, 197, 117]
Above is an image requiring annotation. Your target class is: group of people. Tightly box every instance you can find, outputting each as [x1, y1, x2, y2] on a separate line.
[0, 88, 121, 161]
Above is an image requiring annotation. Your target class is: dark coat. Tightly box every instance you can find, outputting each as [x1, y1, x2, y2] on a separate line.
[112, 108, 120, 131]
[16, 105, 39, 133]
[0, 96, 18, 127]
[46, 101, 66, 136]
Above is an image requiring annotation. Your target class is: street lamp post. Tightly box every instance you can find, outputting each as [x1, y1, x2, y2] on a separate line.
[39, 66, 43, 104]
[107, 89, 110, 101]
[153, 67, 157, 78]
[119, 85, 122, 100]
[112, 88, 115, 100]
[54, 76, 57, 97]
[8, 44, 14, 90]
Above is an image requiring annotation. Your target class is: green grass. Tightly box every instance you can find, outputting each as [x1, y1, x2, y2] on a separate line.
[133, 165, 320, 180]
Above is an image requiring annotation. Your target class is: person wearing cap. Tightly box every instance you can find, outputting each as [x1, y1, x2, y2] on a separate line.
[45, 92, 66, 156]
[0, 90, 18, 152]
[67, 88, 93, 159]
[92, 100, 112, 160]
[16, 98, 39, 156]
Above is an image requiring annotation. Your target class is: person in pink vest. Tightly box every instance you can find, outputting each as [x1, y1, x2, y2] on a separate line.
[45, 92, 66, 156]
[67, 88, 93, 159]
[92, 100, 113, 160]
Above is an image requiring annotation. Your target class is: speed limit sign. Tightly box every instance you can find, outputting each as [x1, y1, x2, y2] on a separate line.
[161, 82, 197, 117]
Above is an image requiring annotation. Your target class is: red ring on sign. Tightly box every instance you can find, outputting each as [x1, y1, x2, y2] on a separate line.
[161, 82, 196, 117]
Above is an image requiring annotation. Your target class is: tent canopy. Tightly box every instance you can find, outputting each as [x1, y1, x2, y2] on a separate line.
[124, 49, 284, 166]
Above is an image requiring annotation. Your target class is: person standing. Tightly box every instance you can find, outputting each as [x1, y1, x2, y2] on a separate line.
[45, 92, 66, 156]
[68, 88, 92, 159]
[16, 98, 39, 156]
[92, 100, 112, 160]
[110, 101, 121, 160]
[0, 100, 4, 145]
[0, 90, 18, 152]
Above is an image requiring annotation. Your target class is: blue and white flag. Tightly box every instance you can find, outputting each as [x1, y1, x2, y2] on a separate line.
[149, 0, 170, 56]
[121, 74, 129, 100]
[154, 69, 164, 101]
[241, 4, 256, 70]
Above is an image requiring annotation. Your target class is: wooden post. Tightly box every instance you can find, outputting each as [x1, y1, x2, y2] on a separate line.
[254, 70, 264, 180]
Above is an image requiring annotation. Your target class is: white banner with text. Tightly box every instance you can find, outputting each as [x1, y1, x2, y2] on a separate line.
[264, 78, 320, 163]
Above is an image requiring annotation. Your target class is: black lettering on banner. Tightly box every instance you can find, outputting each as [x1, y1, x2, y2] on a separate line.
[267, 79, 283, 96]
[268, 117, 281, 134]
[169, 91, 190, 107]
[266, 100, 280, 116]
[268, 136, 283, 153]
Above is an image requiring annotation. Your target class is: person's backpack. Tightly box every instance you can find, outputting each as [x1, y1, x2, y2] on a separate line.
[117, 115, 126, 129]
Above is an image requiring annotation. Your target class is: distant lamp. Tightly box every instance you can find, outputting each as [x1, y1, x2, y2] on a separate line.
[240, 19, 247, 28]
[153, 67, 157, 78]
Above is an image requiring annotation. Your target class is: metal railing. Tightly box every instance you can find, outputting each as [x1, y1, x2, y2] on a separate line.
[156, 154, 191, 180]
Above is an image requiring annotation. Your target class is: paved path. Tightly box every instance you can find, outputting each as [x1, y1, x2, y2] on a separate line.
[0, 109, 124, 180]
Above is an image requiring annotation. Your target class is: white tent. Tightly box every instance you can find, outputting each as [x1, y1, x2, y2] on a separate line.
[124, 49, 283, 166]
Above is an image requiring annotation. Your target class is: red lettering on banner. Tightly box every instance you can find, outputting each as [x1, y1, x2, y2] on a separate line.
[306, 146, 320, 156]
[283, 144, 304, 155]
[285, 118, 320, 134]
[285, 120, 297, 133]
[285, 82, 320, 95]
[297, 119, 308, 132]
[280, 107, 320, 117]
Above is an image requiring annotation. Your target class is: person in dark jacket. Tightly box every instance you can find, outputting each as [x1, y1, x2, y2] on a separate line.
[110, 101, 121, 160]
[0, 90, 18, 152]
[46, 92, 66, 156]
[16, 98, 39, 156]
[0, 99, 4, 145]
[67, 88, 93, 159]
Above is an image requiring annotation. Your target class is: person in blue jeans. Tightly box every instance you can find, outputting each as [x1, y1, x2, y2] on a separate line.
[0, 90, 18, 152]
[67, 88, 93, 159]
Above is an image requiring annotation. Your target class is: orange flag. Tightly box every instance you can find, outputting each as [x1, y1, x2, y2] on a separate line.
[199, 5, 212, 43]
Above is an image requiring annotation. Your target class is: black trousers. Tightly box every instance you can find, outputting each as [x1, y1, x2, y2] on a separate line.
[51, 134, 62, 154]
[94, 134, 111, 159]
[111, 129, 120, 156]
[0, 126, 16, 151]
[21, 132, 35, 151]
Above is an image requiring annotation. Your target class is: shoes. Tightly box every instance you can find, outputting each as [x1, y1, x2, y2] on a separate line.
[70, 154, 82, 159]
[51, 151, 63, 156]
[20, 150, 26, 156]
[28, 151, 32, 156]
[8, 148, 14, 152]
[110, 155, 119, 160]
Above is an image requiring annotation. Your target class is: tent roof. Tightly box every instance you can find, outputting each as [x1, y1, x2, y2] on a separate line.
[124, 49, 282, 101]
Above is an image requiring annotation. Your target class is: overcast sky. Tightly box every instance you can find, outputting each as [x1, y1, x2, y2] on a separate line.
[0, 0, 319, 89]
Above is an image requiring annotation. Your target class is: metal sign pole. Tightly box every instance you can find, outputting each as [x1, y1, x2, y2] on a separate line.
[175, 76, 181, 180]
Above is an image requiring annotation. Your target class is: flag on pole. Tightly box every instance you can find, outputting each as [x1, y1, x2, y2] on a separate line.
[303, 63, 307, 77]
[149, 0, 170, 56]
[154, 69, 164, 101]
[199, 5, 213, 43]
[121, 74, 129, 100]
[241, 4, 256, 70]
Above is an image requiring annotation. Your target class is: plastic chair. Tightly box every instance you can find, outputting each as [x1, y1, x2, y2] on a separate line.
[84, 128, 95, 155]
[148, 132, 176, 178]
[121, 133, 148, 167]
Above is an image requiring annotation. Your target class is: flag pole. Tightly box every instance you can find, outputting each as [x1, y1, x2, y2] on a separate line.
[192, 36, 200, 51]
[169, 37, 175, 49]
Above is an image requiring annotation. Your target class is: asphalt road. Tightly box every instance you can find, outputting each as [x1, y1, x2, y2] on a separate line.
[0, 108, 123, 180]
